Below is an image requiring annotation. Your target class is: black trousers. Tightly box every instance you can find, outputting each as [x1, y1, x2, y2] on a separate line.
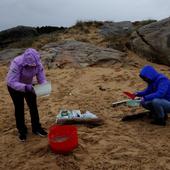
[8, 86, 41, 134]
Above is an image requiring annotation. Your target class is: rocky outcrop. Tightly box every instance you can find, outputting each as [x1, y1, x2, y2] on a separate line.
[99, 21, 133, 52]
[100, 21, 133, 37]
[0, 41, 126, 68]
[0, 25, 67, 48]
[130, 17, 170, 65]
[41, 40, 126, 68]
[0, 48, 25, 64]
[0, 26, 38, 48]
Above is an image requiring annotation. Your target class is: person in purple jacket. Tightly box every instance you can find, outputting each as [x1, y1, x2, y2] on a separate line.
[135, 65, 170, 126]
[7, 48, 48, 141]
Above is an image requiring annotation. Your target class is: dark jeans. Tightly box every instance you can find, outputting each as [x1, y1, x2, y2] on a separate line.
[142, 98, 170, 119]
[8, 86, 41, 134]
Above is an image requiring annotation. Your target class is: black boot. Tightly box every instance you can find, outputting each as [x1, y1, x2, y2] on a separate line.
[32, 127, 47, 137]
[164, 114, 168, 121]
[19, 133, 27, 142]
[151, 118, 166, 126]
[148, 112, 154, 119]
[18, 127, 28, 142]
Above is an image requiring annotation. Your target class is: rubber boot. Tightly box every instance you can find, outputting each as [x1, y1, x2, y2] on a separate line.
[151, 118, 166, 126]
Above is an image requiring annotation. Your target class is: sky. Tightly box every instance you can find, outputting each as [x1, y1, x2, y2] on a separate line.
[0, 0, 170, 31]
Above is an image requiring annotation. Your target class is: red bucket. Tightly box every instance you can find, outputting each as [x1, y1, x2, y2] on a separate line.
[48, 125, 78, 154]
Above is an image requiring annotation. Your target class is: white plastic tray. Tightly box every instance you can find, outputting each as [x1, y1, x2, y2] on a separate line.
[33, 81, 51, 97]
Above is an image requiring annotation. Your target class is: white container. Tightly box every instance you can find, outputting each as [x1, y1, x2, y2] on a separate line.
[33, 81, 52, 97]
[81, 111, 98, 118]
[126, 99, 141, 107]
[56, 109, 82, 120]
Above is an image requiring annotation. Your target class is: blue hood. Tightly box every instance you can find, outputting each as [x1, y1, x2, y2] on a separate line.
[137, 65, 170, 102]
[139, 65, 159, 81]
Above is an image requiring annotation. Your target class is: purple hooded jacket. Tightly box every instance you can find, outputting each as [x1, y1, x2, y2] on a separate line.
[6, 48, 47, 92]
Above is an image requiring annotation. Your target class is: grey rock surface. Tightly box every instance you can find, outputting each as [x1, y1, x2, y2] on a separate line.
[0, 40, 126, 68]
[0, 48, 25, 64]
[130, 17, 170, 65]
[100, 21, 133, 37]
[41, 40, 126, 68]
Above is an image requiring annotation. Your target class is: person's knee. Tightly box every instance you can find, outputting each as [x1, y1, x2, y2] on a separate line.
[141, 100, 151, 109]
[151, 98, 161, 107]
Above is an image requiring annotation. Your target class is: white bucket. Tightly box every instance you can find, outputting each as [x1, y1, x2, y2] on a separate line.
[33, 81, 52, 97]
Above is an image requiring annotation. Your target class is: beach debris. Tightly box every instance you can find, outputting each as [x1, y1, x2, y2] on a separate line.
[56, 109, 82, 119]
[98, 85, 106, 91]
[112, 91, 141, 107]
[56, 109, 104, 126]
[112, 99, 130, 107]
[112, 99, 141, 107]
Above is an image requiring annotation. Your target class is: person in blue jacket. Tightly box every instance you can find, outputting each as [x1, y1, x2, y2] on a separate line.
[135, 65, 170, 126]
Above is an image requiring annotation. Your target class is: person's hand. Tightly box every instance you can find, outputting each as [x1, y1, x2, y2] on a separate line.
[140, 97, 145, 106]
[32, 81, 38, 86]
[133, 92, 137, 96]
[133, 92, 136, 98]
[133, 93, 140, 100]
[25, 84, 34, 93]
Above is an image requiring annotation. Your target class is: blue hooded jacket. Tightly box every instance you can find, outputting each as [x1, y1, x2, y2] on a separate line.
[136, 65, 170, 101]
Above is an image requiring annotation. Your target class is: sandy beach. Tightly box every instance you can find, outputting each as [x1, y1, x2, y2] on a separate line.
[1, 52, 170, 170]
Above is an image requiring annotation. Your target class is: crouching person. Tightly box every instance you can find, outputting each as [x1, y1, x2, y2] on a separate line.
[135, 65, 170, 126]
[6, 48, 48, 141]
